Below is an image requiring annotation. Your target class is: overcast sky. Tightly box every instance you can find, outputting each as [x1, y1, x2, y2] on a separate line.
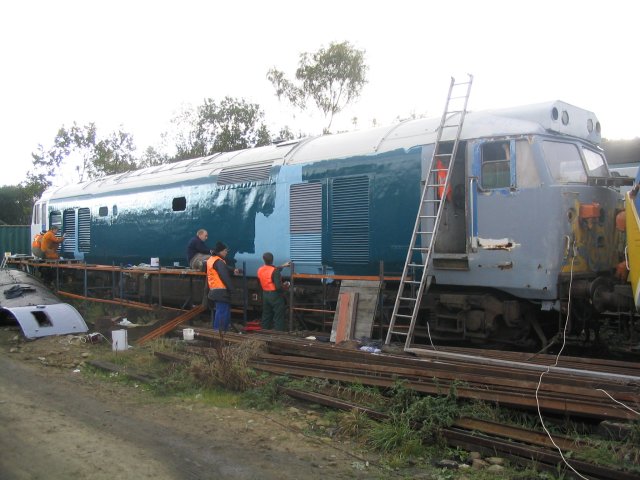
[1, 0, 636, 187]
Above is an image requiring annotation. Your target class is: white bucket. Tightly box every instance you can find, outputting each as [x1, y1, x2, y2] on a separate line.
[183, 328, 195, 341]
[150, 257, 160, 267]
[112, 329, 128, 351]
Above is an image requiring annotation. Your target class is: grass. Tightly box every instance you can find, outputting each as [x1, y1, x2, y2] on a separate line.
[70, 301, 640, 477]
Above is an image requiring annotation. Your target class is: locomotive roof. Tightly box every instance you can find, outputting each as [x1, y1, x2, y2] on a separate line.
[46, 100, 601, 199]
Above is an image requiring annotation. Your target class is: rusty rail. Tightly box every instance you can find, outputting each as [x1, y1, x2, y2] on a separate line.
[136, 305, 205, 345]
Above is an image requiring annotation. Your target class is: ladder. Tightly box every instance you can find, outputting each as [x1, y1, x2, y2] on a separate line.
[385, 75, 473, 348]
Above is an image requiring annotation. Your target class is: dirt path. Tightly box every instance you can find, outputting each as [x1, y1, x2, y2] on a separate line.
[0, 351, 379, 479]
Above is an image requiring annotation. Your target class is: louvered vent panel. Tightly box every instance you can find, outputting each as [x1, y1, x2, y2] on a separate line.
[50, 212, 62, 228]
[290, 233, 322, 263]
[290, 183, 322, 264]
[78, 208, 91, 253]
[217, 163, 271, 185]
[62, 209, 76, 253]
[331, 176, 370, 264]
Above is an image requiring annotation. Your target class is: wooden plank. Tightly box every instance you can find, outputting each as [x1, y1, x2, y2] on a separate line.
[337, 279, 381, 339]
[331, 292, 357, 343]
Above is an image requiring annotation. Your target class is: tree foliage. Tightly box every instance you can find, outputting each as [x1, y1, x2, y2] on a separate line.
[173, 97, 272, 161]
[29, 122, 138, 189]
[267, 41, 368, 132]
[139, 146, 170, 168]
[0, 185, 33, 224]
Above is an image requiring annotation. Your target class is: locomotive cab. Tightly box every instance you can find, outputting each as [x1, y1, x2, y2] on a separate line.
[421, 102, 633, 347]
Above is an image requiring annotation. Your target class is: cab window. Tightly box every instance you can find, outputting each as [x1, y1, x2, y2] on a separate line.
[543, 141, 586, 183]
[582, 148, 608, 177]
[481, 141, 511, 189]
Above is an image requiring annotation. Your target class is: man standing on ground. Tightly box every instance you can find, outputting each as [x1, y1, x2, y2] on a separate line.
[257, 252, 290, 331]
[186, 229, 213, 270]
[206, 242, 240, 331]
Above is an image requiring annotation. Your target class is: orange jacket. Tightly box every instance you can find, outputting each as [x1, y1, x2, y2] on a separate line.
[32, 233, 43, 249]
[206, 255, 226, 289]
[257, 265, 277, 291]
[41, 229, 64, 253]
[436, 159, 452, 201]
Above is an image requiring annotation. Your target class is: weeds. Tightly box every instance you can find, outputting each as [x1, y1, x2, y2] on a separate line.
[335, 408, 373, 440]
[149, 362, 200, 396]
[190, 335, 265, 391]
[241, 375, 285, 409]
[367, 413, 423, 455]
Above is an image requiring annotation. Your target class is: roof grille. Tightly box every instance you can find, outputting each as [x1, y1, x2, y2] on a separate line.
[217, 162, 271, 185]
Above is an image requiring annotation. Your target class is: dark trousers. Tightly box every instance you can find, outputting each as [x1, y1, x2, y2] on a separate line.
[261, 291, 286, 331]
[212, 301, 231, 331]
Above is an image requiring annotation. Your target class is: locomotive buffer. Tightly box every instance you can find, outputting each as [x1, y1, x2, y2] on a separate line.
[385, 75, 473, 349]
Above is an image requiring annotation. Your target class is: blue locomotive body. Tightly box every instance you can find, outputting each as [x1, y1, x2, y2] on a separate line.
[31, 101, 631, 345]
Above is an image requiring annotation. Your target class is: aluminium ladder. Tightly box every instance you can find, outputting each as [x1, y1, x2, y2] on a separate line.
[385, 75, 473, 348]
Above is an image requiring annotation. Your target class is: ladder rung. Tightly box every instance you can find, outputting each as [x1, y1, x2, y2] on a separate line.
[390, 76, 471, 350]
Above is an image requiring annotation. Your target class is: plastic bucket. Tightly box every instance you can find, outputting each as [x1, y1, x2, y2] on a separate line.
[183, 328, 195, 341]
[112, 329, 128, 351]
[150, 257, 160, 267]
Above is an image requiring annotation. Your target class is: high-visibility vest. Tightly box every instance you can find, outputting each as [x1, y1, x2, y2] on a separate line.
[32, 233, 43, 249]
[436, 159, 452, 201]
[206, 255, 226, 289]
[257, 265, 277, 291]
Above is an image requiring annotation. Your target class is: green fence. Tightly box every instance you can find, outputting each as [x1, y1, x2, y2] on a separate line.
[0, 225, 31, 256]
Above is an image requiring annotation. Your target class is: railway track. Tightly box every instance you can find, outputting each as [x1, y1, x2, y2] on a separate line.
[188, 328, 640, 421]
[155, 328, 640, 478]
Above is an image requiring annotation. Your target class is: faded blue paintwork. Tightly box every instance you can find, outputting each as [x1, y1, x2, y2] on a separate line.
[32, 100, 622, 311]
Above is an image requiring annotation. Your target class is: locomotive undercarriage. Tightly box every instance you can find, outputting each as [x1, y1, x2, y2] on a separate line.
[406, 288, 543, 349]
[38, 266, 636, 351]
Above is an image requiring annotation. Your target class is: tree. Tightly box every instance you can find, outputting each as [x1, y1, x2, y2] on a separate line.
[139, 146, 170, 168]
[172, 97, 272, 161]
[267, 41, 368, 132]
[29, 123, 138, 188]
[0, 185, 33, 224]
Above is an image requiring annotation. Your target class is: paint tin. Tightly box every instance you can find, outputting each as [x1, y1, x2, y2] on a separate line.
[111, 329, 128, 351]
[183, 328, 194, 341]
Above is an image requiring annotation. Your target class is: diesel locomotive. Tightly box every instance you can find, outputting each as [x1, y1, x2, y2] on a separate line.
[30, 100, 633, 347]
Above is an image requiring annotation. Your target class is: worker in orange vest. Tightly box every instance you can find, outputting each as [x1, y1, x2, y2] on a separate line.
[31, 231, 45, 258]
[257, 252, 290, 331]
[436, 158, 452, 201]
[205, 242, 240, 331]
[40, 226, 65, 259]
